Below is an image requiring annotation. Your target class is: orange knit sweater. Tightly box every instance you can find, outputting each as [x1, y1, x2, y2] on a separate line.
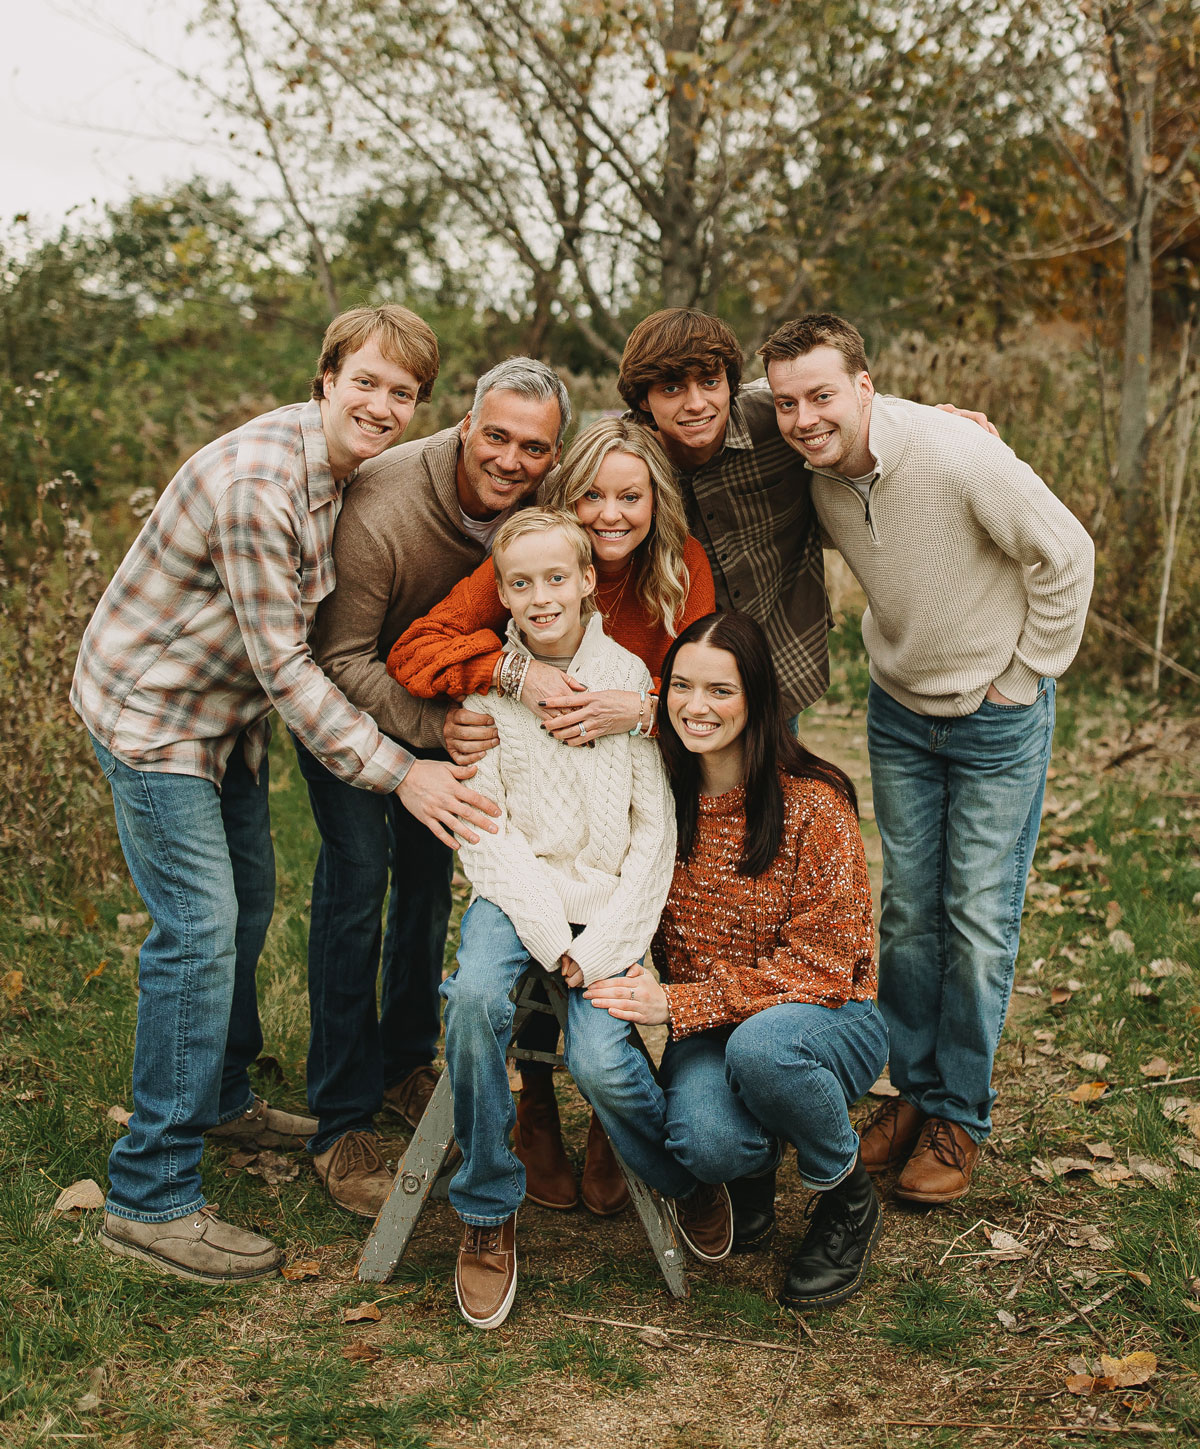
[388, 535, 715, 698]
[654, 773, 877, 1039]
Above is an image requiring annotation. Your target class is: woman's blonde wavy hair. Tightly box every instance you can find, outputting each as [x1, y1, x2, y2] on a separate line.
[544, 417, 691, 636]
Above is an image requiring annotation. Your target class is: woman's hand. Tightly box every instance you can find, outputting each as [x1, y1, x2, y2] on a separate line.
[541, 688, 643, 746]
[521, 661, 586, 720]
[583, 962, 669, 1025]
[560, 953, 584, 989]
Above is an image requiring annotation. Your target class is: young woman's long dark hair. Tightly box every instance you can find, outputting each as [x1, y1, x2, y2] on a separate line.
[658, 612, 858, 876]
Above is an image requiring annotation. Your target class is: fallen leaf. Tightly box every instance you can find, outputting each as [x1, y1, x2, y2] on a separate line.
[1188, 1279, 1200, 1301]
[1148, 956, 1191, 978]
[1128, 1154, 1175, 1189]
[987, 1228, 1029, 1258]
[996, 1309, 1019, 1330]
[116, 911, 149, 932]
[1127, 980, 1157, 1000]
[1075, 1053, 1110, 1072]
[1098, 1351, 1156, 1387]
[1066, 1373, 1114, 1394]
[1175, 1145, 1200, 1170]
[637, 1326, 674, 1349]
[1139, 1056, 1170, 1078]
[1161, 1097, 1193, 1122]
[2, 970, 23, 1001]
[227, 1149, 258, 1169]
[106, 1105, 132, 1126]
[15, 1089, 43, 1103]
[1107, 929, 1135, 954]
[281, 1259, 321, 1281]
[342, 1340, 381, 1363]
[1068, 1081, 1109, 1103]
[21, 914, 56, 931]
[1069, 1225, 1114, 1251]
[245, 1150, 300, 1187]
[1014, 984, 1043, 997]
[75, 1366, 106, 1413]
[1085, 1140, 1115, 1159]
[82, 960, 107, 985]
[52, 1179, 106, 1215]
[867, 1075, 900, 1098]
[1070, 1268, 1101, 1289]
[1067, 1355, 1090, 1375]
[342, 1302, 382, 1324]
[1093, 1161, 1133, 1185]
[1050, 985, 1074, 1005]
[1051, 1156, 1096, 1176]
[1104, 901, 1123, 930]
[1127, 1271, 1151, 1286]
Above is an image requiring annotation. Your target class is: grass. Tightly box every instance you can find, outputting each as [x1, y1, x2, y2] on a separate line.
[1, 624, 1197, 1447]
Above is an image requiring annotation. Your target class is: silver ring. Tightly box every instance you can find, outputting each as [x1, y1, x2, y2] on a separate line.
[629, 988, 635, 1001]
[578, 723, 587, 738]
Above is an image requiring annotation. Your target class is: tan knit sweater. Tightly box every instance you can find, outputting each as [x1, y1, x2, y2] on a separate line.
[810, 395, 1094, 716]
[457, 614, 677, 986]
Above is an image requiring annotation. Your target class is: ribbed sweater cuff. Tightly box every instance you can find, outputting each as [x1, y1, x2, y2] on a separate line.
[992, 659, 1041, 705]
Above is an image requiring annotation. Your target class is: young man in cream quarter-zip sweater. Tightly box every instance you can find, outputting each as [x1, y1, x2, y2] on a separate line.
[761, 313, 1095, 1207]
[429, 509, 723, 1330]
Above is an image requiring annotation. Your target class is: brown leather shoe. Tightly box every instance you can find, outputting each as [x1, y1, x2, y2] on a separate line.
[313, 1131, 394, 1218]
[857, 1097, 927, 1174]
[895, 1118, 981, 1204]
[455, 1213, 517, 1329]
[669, 1183, 733, 1262]
[513, 1074, 577, 1210]
[382, 1064, 440, 1128]
[206, 1095, 317, 1149]
[580, 1111, 630, 1216]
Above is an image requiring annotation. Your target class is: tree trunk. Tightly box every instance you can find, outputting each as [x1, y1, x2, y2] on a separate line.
[658, 1, 705, 308]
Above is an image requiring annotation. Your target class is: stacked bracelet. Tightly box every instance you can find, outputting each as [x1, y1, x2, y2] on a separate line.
[497, 649, 530, 701]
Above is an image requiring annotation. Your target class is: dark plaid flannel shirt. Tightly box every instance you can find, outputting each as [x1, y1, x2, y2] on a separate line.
[679, 380, 830, 714]
[71, 401, 413, 791]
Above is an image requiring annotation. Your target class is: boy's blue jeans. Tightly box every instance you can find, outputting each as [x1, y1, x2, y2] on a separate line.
[867, 679, 1055, 1141]
[441, 898, 697, 1224]
[90, 735, 271, 1222]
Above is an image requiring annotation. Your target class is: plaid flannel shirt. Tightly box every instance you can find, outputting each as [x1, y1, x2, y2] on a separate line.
[678, 379, 830, 714]
[71, 401, 413, 791]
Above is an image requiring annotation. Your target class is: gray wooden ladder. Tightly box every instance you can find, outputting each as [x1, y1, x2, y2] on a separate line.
[357, 962, 687, 1298]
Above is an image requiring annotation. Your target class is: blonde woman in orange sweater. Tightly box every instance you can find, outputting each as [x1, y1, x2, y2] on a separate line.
[586, 611, 888, 1310]
[389, 417, 715, 1219]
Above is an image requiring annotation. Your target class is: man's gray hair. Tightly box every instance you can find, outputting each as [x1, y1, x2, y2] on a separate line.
[471, 357, 572, 449]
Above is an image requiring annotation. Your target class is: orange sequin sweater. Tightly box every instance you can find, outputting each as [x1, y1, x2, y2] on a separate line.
[654, 772, 877, 1039]
[388, 535, 715, 698]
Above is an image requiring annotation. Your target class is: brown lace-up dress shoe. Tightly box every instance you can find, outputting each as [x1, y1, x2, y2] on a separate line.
[857, 1097, 927, 1174]
[895, 1118, 981, 1204]
[382, 1064, 440, 1128]
[580, 1111, 630, 1216]
[513, 1073, 577, 1210]
[313, 1131, 394, 1217]
[668, 1183, 733, 1262]
[455, 1214, 518, 1329]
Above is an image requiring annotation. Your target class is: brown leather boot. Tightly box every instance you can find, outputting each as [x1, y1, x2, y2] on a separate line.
[513, 1073, 577, 1210]
[857, 1097, 927, 1174]
[579, 1111, 630, 1216]
[895, 1118, 981, 1204]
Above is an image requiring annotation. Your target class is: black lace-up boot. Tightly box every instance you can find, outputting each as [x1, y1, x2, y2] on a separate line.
[779, 1156, 881, 1310]
[727, 1167, 777, 1253]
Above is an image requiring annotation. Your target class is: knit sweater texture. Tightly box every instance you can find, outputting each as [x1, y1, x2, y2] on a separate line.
[389, 534, 715, 698]
[654, 773, 876, 1039]
[810, 394, 1094, 717]
[457, 613, 677, 986]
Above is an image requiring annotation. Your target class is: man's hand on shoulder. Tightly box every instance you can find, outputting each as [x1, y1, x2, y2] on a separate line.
[935, 403, 1000, 438]
[443, 705, 500, 765]
[396, 759, 500, 848]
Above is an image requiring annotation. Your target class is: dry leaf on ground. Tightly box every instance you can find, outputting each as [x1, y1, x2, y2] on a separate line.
[1175, 1145, 1200, 1169]
[342, 1340, 381, 1363]
[2, 970, 24, 1001]
[75, 1366, 106, 1413]
[1127, 1271, 1151, 1286]
[1050, 985, 1075, 1005]
[1098, 1351, 1156, 1387]
[116, 912, 149, 932]
[1128, 980, 1157, 999]
[1067, 1225, 1114, 1251]
[1068, 1081, 1109, 1103]
[1138, 1056, 1170, 1077]
[1107, 929, 1135, 953]
[986, 1228, 1029, 1258]
[996, 1309, 1019, 1330]
[245, 1151, 300, 1187]
[281, 1259, 321, 1281]
[1075, 1052, 1110, 1072]
[53, 1179, 106, 1215]
[106, 1105, 132, 1126]
[1161, 1097, 1193, 1122]
[1149, 956, 1191, 977]
[227, 1149, 258, 1169]
[1104, 901, 1123, 930]
[1127, 1154, 1175, 1189]
[1085, 1141, 1115, 1159]
[1051, 1156, 1096, 1177]
[1093, 1161, 1134, 1185]
[342, 1302, 382, 1324]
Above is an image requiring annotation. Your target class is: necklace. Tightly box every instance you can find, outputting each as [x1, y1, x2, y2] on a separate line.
[594, 564, 633, 624]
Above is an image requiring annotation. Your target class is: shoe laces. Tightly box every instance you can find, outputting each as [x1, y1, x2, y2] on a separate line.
[860, 1097, 904, 1137]
[464, 1223, 504, 1256]
[679, 1182, 721, 1227]
[922, 1118, 972, 1171]
[801, 1185, 867, 1259]
[336, 1132, 383, 1174]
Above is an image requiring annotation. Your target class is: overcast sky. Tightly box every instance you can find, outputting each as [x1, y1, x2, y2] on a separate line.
[2, 0, 247, 232]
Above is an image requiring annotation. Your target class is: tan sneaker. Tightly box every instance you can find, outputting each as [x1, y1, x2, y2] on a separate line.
[895, 1119, 981, 1204]
[455, 1214, 517, 1329]
[857, 1097, 926, 1174]
[381, 1065, 440, 1128]
[206, 1095, 317, 1149]
[99, 1206, 281, 1283]
[313, 1131, 394, 1218]
[668, 1183, 733, 1263]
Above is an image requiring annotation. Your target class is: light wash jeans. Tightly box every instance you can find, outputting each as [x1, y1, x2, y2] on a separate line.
[867, 679, 1055, 1141]
[441, 898, 697, 1224]
[292, 736, 451, 1155]
[90, 735, 272, 1221]
[660, 999, 889, 1190]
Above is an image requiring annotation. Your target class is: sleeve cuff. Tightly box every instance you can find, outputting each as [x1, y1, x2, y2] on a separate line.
[992, 659, 1041, 706]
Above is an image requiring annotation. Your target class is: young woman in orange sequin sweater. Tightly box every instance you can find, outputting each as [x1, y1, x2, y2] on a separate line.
[586, 611, 889, 1310]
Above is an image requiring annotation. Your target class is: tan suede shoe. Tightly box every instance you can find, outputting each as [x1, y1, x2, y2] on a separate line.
[206, 1095, 317, 1149]
[312, 1131, 394, 1218]
[669, 1182, 733, 1262]
[895, 1118, 981, 1204]
[99, 1206, 281, 1283]
[455, 1214, 518, 1329]
[857, 1097, 927, 1174]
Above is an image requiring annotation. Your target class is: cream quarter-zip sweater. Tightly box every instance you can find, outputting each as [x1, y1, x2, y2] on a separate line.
[809, 395, 1094, 717]
[457, 613, 677, 986]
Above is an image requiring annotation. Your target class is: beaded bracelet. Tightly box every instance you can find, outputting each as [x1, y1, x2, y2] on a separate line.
[629, 685, 649, 736]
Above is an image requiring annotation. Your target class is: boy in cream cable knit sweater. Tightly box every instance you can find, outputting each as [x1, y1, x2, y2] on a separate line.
[425, 509, 717, 1329]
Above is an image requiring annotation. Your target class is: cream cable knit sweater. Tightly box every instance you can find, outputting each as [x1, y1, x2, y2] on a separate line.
[457, 613, 677, 986]
[810, 395, 1094, 717]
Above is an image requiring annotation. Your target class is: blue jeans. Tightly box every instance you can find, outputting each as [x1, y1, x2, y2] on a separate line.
[867, 679, 1055, 1141]
[90, 735, 272, 1221]
[293, 737, 452, 1154]
[441, 898, 696, 1224]
[660, 1000, 888, 1190]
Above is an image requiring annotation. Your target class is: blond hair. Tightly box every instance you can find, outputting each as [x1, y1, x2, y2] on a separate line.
[311, 305, 440, 403]
[492, 509, 597, 618]
[545, 417, 690, 636]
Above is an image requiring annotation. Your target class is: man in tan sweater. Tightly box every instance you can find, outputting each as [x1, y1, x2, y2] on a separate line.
[761, 313, 1094, 1205]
